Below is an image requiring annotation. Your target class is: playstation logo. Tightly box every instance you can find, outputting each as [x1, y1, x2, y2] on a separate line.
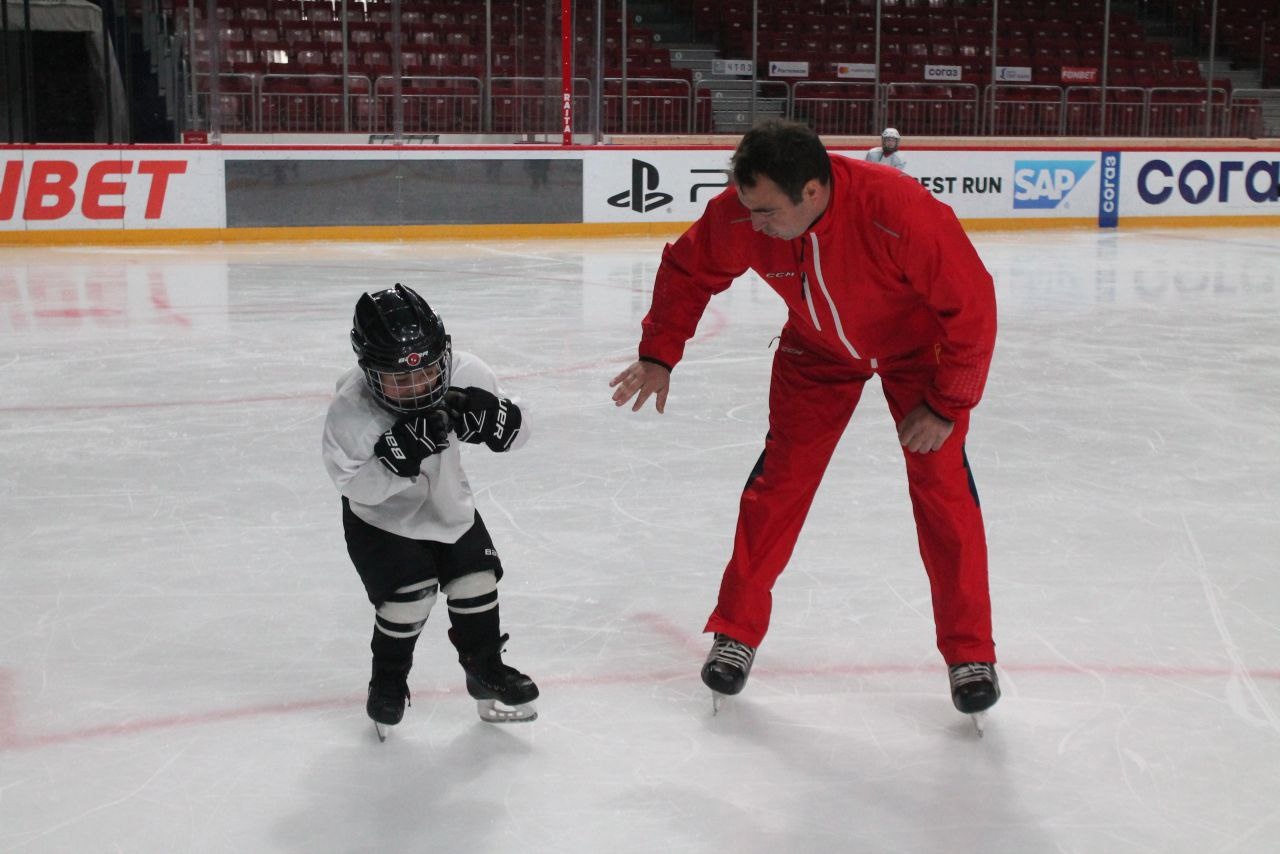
[608, 159, 673, 213]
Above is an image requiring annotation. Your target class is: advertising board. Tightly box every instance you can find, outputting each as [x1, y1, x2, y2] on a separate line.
[1, 149, 224, 231]
[2, 144, 1277, 241]
[1123, 152, 1280, 216]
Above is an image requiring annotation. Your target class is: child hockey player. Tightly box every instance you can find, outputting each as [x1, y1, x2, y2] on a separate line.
[322, 283, 538, 740]
[865, 127, 907, 171]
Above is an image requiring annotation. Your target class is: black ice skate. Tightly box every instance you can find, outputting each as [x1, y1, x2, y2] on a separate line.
[367, 662, 411, 742]
[456, 633, 539, 723]
[701, 633, 756, 714]
[949, 662, 1000, 737]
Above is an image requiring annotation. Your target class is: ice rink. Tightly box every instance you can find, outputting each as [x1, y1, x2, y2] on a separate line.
[2, 227, 1278, 853]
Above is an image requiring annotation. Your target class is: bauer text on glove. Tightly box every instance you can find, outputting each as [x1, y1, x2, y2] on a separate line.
[373, 410, 450, 477]
[442, 386, 522, 452]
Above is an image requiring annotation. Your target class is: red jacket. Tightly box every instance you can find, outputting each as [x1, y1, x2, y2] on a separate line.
[638, 154, 997, 421]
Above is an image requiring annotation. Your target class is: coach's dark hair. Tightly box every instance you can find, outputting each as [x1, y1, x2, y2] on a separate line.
[730, 120, 831, 203]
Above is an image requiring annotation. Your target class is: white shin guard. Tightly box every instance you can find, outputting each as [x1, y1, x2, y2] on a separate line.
[444, 570, 498, 617]
[375, 579, 438, 639]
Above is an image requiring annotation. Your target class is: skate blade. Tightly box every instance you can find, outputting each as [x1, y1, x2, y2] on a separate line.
[373, 721, 389, 742]
[476, 698, 537, 723]
[711, 691, 726, 715]
[969, 712, 987, 738]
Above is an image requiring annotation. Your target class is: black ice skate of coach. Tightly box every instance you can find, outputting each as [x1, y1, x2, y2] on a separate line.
[949, 662, 1000, 736]
[701, 633, 756, 714]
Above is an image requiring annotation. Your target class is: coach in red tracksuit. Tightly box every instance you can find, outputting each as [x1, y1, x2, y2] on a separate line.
[610, 120, 1001, 718]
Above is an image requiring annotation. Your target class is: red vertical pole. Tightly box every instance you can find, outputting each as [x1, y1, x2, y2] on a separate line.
[561, 0, 573, 144]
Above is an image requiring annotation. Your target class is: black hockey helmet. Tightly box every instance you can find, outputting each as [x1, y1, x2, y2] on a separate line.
[350, 283, 452, 414]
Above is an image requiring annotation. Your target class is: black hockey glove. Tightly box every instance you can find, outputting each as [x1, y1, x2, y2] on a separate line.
[441, 386, 522, 452]
[373, 410, 450, 478]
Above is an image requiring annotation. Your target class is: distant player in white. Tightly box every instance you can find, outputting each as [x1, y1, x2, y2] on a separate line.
[866, 127, 907, 171]
[322, 283, 538, 739]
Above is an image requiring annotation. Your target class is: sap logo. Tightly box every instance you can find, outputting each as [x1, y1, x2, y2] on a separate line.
[1012, 160, 1095, 209]
[608, 159, 673, 213]
[1137, 158, 1280, 205]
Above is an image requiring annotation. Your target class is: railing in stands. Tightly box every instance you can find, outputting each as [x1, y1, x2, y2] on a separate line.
[144, 0, 1280, 140]
[259, 73, 376, 133]
[191, 71, 1273, 139]
[372, 76, 485, 134]
[603, 78, 694, 134]
[490, 76, 592, 134]
[886, 82, 983, 136]
[985, 84, 1075, 137]
[692, 79, 789, 134]
[792, 82, 878, 136]
[1060, 86, 1149, 136]
[1146, 86, 1232, 137]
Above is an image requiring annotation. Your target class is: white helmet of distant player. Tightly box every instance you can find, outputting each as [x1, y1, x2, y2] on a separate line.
[881, 127, 901, 154]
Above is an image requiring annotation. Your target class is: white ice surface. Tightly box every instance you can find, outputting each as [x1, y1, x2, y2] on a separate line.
[1, 229, 1279, 853]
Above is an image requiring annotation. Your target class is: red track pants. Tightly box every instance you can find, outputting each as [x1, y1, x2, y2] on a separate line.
[704, 331, 996, 665]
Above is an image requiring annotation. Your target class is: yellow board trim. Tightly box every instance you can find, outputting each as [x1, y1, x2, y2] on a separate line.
[959, 217, 1097, 231]
[1, 215, 1277, 246]
[0, 222, 690, 246]
[1109, 214, 1280, 229]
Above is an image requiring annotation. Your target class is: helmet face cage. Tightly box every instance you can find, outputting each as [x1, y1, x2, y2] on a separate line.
[350, 284, 452, 415]
[361, 339, 452, 414]
[881, 128, 901, 153]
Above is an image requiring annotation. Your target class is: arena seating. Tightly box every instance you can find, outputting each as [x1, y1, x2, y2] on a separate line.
[179, 0, 698, 133]
[693, 0, 1192, 88]
[170, 0, 1271, 136]
[1172, 0, 1280, 85]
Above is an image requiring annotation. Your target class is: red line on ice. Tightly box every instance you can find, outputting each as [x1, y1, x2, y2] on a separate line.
[2, 615, 1277, 753]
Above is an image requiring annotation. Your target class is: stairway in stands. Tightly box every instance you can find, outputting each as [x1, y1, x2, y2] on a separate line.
[1131, 0, 1279, 136]
[637, 1, 785, 134]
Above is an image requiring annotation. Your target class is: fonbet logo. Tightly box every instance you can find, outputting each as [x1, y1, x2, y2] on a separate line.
[608, 159, 673, 213]
[1, 158, 188, 221]
[1013, 160, 1095, 210]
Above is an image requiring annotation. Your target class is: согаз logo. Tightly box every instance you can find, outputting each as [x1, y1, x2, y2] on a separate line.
[1137, 158, 1280, 205]
[1013, 160, 1095, 209]
[608, 159, 673, 213]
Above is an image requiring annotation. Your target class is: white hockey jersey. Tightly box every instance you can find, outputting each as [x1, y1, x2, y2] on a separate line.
[321, 350, 528, 542]
[865, 147, 908, 171]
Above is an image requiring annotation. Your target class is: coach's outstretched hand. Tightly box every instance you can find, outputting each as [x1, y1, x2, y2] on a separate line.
[610, 360, 671, 414]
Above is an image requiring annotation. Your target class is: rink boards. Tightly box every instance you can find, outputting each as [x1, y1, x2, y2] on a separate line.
[0, 143, 1277, 243]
